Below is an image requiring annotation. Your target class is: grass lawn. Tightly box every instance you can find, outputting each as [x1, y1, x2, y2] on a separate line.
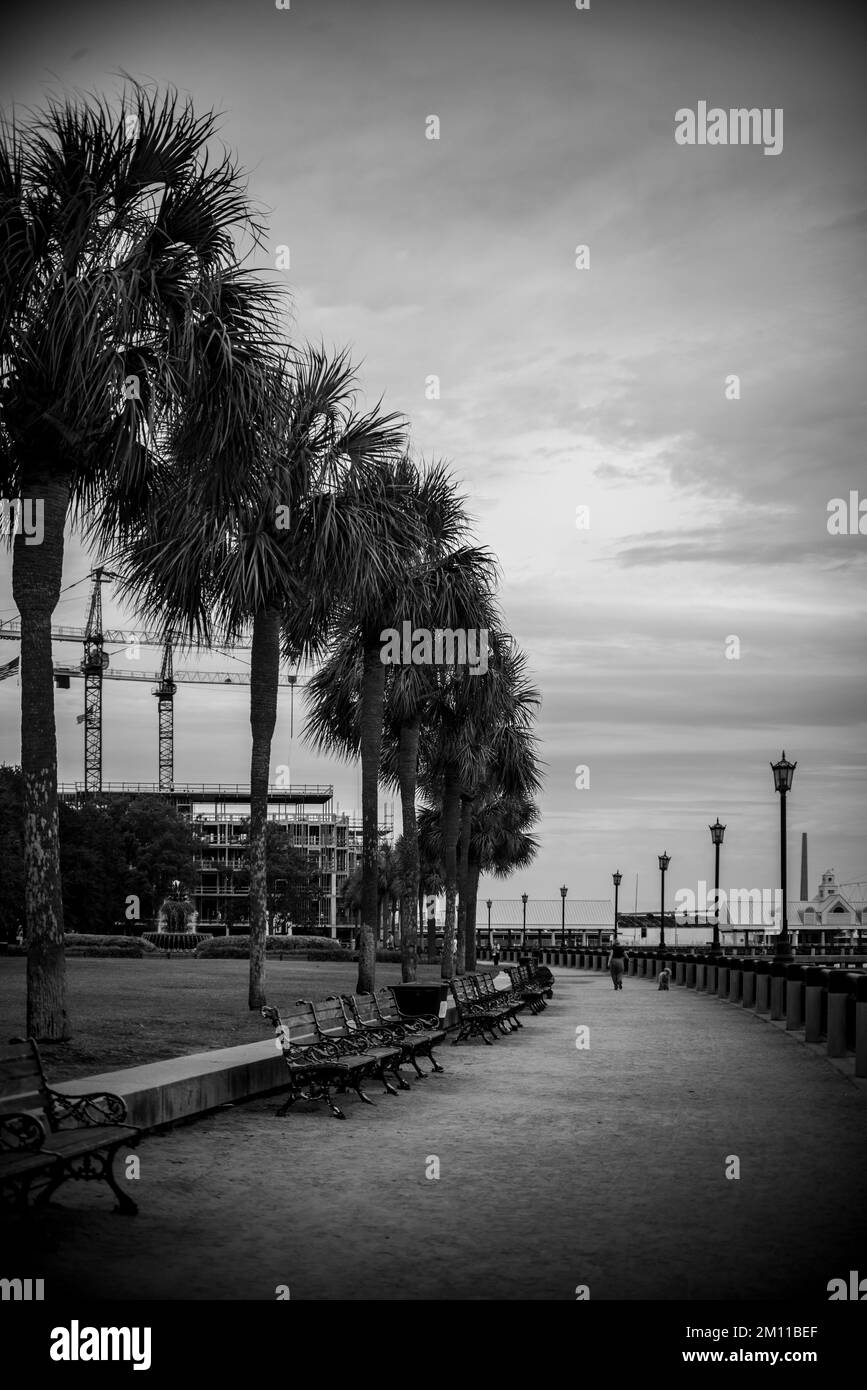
[0, 957, 455, 1083]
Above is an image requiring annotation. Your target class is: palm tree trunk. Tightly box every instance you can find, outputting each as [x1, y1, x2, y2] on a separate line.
[248, 607, 280, 1010]
[358, 640, 386, 993]
[456, 794, 473, 975]
[440, 761, 462, 979]
[13, 475, 70, 1041]
[465, 853, 481, 970]
[398, 717, 419, 982]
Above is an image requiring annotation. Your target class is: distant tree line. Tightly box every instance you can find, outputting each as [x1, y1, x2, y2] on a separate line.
[0, 766, 322, 940]
[0, 766, 199, 937]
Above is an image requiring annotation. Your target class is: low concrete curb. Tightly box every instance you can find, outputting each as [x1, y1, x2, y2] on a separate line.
[51, 1040, 287, 1130]
[18, 1001, 461, 1131]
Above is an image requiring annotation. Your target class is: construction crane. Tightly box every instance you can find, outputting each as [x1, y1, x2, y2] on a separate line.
[81, 567, 114, 795]
[155, 640, 176, 793]
[3, 569, 297, 793]
[0, 621, 253, 649]
[53, 654, 298, 793]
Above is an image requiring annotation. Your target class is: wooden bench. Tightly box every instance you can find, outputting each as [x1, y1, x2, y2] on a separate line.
[469, 973, 525, 1029]
[371, 988, 446, 1075]
[0, 1111, 58, 1209]
[0, 1038, 140, 1214]
[531, 962, 556, 997]
[449, 975, 514, 1045]
[339, 992, 445, 1078]
[303, 998, 410, 1093]
[261, 1003, 357, 1119]
[505, 964, 550, 1011]
[262, 1001, 404, 1118]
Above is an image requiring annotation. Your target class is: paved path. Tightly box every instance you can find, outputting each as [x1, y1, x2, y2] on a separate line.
[10, 970, 867, 1301]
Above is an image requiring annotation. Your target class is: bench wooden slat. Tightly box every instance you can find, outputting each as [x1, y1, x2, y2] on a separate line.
[0, 1056, 43, 1081]
[0, 1039, 140, 1214]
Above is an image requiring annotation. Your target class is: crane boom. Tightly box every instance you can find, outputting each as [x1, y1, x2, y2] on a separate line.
[54, 666, 299, 686]
[0, 619, 253, 650]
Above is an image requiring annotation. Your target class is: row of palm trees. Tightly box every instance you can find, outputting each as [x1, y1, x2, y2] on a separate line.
[0, 83, 541, 1040]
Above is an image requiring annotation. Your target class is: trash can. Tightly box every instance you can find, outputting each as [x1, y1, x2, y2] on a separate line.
[390, 982, 451, 1027]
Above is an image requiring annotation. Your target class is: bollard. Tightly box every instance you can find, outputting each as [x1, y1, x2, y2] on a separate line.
[696, 959, 707, 991]
[755, 961, 771, 1014]
[718, 959, 729, 998]
[706, 955, 719, 995]
[685, 955, 696, 988]
[674, 954, 685, 986]
[628, 954, 637, 976]
[785, 964, 803, 1030]
[728, 961, 741, 1003]
[826, 973, 851, 1059]
[741, 958, 756, 1009]
[804, 967, 826, 1043]
[770, 960, 786, 1020]
[855, 975, 867, 1078]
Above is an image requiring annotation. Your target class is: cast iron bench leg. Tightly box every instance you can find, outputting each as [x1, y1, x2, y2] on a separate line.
[389, 1057, 412, 1091]
[348, 1075, 375, 1106]
[424, 1046, 445, 1074]
[105, 1148, 138, 1215]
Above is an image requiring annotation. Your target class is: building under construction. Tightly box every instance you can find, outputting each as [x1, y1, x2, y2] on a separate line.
[1, 569, 390, 935]
[57, 781, 391, 935]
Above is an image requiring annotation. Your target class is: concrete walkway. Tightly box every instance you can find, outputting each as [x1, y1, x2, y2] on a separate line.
[10, 969, 867, 1301]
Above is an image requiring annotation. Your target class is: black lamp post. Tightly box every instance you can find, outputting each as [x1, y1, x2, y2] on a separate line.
[486, 898, 493, 958]
[560, 885, 568, 950]
[771, 751, 797, 958]
[658, 853, 670, 948]
[709, 819, 725, 950]
[612, 871, 622, 942]
[521, 892, 528, 949]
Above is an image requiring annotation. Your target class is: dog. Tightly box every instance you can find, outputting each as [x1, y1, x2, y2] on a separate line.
[657, 967, 671, 991]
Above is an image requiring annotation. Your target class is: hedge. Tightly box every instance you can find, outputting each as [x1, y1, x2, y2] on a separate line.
[194, 938, 403, 964]
[63, 933, 158, 957]
[195, 934, 349, 959]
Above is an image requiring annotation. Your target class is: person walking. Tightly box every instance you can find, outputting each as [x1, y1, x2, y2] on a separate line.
[607, 938, 628, 990]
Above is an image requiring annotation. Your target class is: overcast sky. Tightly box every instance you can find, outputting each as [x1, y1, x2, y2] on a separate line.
[1, 0, 865, 907]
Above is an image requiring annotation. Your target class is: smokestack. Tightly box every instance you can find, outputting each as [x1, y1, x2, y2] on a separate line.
[800, 832, 808, 901]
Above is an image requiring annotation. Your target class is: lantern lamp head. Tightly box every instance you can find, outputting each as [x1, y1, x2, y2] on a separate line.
[771, 751, 797, 794]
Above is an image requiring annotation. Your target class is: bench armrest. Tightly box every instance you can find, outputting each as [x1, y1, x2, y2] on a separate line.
[322, 1034, 371, 1057]
[396, 1010, 441, 1030]
[46, 1088, 128, 1129]
[0, 1112, 47, 1152]
[279, 1038, 344, 1066]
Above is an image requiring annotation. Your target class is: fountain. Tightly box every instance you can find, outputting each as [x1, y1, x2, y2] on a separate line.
[141, 880, 213, 951]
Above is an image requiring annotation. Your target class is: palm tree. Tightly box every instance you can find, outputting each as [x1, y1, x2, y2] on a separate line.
[418, 792, 539, 965]
[418, 633, 540, 978]
[381, 547, 498, 979]
[305, 461, 496, 988]
[466, 793, 540, 961]
[416, 831, 445, 959]
[114, 347, 406, 1009]
[455, 647, 542, 971]
[0, 83, 280, 1039]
